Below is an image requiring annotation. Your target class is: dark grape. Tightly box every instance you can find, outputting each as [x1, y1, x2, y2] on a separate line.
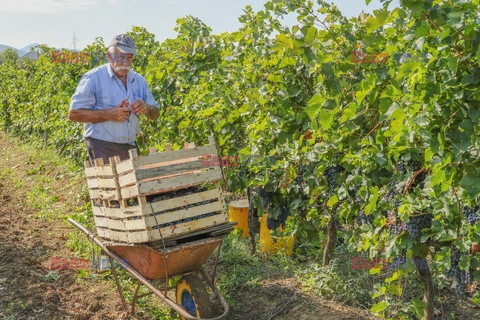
[463, 205, 479, 225]
[448, 246, 472, 299]
[405, 214, 432, 241]
[323, 165, 344, 190]
[357, 210, 374, 226]
[387, 221, 405, 235]
[256, 187, 273, 210]
[266, 206, 289, 230]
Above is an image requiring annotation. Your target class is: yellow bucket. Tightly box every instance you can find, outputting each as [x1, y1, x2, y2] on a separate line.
[259, 214, 294, 256]
[227, 199, 249, 237]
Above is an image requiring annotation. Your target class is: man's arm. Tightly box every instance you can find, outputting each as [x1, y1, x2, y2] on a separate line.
[68, 105, 130, 123]
[144, 104, 160, 121]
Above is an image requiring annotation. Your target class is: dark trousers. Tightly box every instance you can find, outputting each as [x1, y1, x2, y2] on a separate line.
[85, 137, 139, 166]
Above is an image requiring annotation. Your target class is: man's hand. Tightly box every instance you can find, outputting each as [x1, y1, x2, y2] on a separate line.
[131, 99, 148, 116]
[109, 105, 131, 122]
[131, 99, 160, 120]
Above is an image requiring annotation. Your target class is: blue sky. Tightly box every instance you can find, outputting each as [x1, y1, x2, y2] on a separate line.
[0, 0, 400, 50]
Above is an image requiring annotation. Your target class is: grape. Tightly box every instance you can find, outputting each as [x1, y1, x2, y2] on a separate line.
[323, 165, 344, 190]
[266, 206, 289, 230]
[448, 246, 472, 299]
[463, 205, 479, 225]
[387, 221, 405, 235]
[405, 214, 432, 241]
[256, 187, 273, 210]
[384, 183, 397, 203]
[357, 210, 373, 226]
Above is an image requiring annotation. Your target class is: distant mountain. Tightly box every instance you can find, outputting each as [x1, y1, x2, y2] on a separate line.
[0, 44, 27, 56]
[20, 43, 40, 52]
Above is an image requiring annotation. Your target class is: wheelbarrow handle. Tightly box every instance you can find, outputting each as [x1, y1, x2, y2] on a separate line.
[68, 218, 230, 320]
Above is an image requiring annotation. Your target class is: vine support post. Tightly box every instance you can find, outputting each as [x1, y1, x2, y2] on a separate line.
[322, 217, 337, 266]
[415, 255, 435, 320]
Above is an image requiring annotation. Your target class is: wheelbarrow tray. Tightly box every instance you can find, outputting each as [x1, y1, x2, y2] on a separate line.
[107, 237, 223, 280]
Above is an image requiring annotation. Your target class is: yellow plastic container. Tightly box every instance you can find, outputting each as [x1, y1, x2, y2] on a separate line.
[227, 199, 249, 237]
[259, 214, 294, 256]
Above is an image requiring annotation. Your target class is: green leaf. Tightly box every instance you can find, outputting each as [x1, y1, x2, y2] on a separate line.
[304, 26, 317, 45]
[447, 56, 458, 73]
[370, 301, 387, 314]
[476, 46, 480, 65]
[327, 194, 339, 208]
[411, 298, 426, 319]
[317, 109, 335, 131]
[306, 94, 325, 121]
[366, 9, 389, 33]
[460, 172, 480, 196]
[356, 74, 377, 104]
[340, 102, 359, 123]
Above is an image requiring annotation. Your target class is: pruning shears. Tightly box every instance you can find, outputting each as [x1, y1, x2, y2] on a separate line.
[120, 93, 132, 122]
[120, 93, 131, 109]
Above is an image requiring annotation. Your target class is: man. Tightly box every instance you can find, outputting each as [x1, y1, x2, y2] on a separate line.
[69, 34, 159, 165]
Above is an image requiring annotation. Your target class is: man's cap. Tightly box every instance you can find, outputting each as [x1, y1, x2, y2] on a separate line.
[109, 34, 137, 55]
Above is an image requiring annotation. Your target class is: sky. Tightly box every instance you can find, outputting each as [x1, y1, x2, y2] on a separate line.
[0, 0, 400, 50]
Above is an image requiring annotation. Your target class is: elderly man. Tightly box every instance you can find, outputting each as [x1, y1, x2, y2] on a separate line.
[69, 34, 159, 164]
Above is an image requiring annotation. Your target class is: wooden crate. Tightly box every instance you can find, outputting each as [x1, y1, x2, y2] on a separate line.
[85, 137, 229, 244]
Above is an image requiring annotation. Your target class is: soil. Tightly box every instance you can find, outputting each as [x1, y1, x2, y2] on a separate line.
[0, 133, 478, 320]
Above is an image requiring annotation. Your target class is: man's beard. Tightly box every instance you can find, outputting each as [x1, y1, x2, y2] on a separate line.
[115, 66, 132, 73]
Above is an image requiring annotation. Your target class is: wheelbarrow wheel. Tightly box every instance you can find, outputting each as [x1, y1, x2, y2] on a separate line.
[176, 274, 212, 319]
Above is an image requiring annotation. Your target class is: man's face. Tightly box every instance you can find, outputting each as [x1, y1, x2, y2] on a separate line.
[108, 48, 134, 77]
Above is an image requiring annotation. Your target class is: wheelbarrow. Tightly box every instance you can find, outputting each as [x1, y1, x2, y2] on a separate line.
[68, 218, 231, 320]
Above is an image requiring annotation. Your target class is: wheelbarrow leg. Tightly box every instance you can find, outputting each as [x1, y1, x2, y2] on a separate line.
[132, 282, 141, 315]
[109, 257, 129, 313]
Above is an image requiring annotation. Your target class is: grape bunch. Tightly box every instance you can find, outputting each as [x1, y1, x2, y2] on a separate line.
[348, 185, 360, 199]
[256, 187, 274, 211]
[323, 165, 344, 191]
[448, 246, 472, 299]
[294, 165, 307, 185]
[405, 214, 432, 241]
[295, 165, 308, 197]
[356, 210, 374, 226]
[462, 206, 479, 225]
[266, 206, 289, 230]
[387, 220, 405, 235]
[384, 183, 398, 203]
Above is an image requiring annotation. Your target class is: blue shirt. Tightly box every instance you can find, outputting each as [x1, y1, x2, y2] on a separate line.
[70, 63, 159, 144]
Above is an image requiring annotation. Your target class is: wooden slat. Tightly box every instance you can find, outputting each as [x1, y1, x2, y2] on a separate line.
[138, 168, 222, 196]
[87, 177, 99, 189]
[93, 216, 108, 228]
[121, 184, 141, 199]
[85, 165, 114, 178]
[137, 145, 218, 167]
[125, 200, 223, 230]
[93, 205, 140, 219]
[163, 222, 235, 242]
[88, 189, 119, 201]
[142, 188, 222, 215]
[97, 177, 117, 189]
[85, 166, 96, 178]
[106, 218, 127, 230]
[116, 158, 136, 175]
[136, 159, 206, 182]
[105, 214, 229, 243]
[118, 171, 137, 188]
[87, 177, 118, 190]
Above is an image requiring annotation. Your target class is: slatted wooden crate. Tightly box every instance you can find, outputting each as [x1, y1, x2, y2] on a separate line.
[85, 137, 229, 244]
